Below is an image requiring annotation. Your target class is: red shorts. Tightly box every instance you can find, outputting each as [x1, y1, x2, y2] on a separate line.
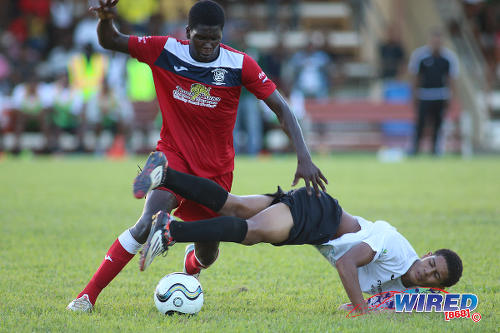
[156, 148, 233, 221]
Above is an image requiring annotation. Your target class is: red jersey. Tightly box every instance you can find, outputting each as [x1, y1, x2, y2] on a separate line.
[129, 36, 276, 178]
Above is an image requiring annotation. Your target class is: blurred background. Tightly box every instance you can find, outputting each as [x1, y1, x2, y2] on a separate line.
[0, 0, 498, 158]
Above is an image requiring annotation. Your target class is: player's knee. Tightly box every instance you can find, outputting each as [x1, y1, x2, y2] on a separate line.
[221, 195, 251, 218]
[242, 220, 263, 245]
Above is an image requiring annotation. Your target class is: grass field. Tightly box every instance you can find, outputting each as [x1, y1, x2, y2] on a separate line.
[0, 154, 499, 332]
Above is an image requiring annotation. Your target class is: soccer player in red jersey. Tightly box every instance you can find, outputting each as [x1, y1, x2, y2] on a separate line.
[67, 0, 327, 312]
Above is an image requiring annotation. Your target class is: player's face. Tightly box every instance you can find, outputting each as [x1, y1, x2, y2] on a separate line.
[187, 24, 223, 62]
[409, 254, 449, 288]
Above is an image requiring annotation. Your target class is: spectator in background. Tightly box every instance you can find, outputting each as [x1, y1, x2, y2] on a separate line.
[42, 33, 77, 78]
[259, 38, 292, 153]
[107, 51, 129, 100]
[378, 26, 410, 104]
[85, 79, 132, 156]
[233, 38, 264, 156]
[18, 0, 51, 54]
[68, 43, 108, 103]
[47, 71, 85, 152]
[48, 0, 79, 51]
[408, 29, 459, 156]
[23, 13, 49, 54]
[234, 89, 264, 156]
[0, 92, 12, 154]
[9, 43, 42, 88]
[116, 0, 158, 34]
[158, 0, 196, 36]
[73, 11, 104, 52]
[11, 75, 52, 153]
[378, 26, 406, 80]
[0, 44, 12, 95]
[266, 0, 299, 30]
[286, 40, 331, 101]
[278, 38, 331, 152]
[260, 38, 287, 90]
[126, 57, 158, 154]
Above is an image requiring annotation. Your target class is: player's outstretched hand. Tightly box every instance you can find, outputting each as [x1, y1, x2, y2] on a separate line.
[89, 0, 118, 20]
[292, 159, 328, 196]
[338, 302, 372, 315]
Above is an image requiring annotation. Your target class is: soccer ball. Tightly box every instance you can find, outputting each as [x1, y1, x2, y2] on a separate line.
[154, 272, 204, 315]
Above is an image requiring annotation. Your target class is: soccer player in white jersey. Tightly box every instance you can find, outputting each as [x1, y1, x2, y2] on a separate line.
[136, 152, 463, 314]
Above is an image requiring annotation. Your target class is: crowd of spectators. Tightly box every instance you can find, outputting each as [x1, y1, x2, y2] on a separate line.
[1, 1, 495, 157]
[0, 0, 197, 155]
[0, 0, 333, 156]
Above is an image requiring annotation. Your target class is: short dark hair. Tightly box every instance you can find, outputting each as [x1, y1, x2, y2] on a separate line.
[188, 1, 225, 29]
[435, 249, 463, 288]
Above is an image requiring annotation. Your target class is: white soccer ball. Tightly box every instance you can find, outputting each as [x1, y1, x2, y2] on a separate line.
[154, 272, 204, 315]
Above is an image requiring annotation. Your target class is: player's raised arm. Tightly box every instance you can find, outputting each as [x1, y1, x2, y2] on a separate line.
[90, 0, 129, 54]
[335, 242, 376, 314]
[264, 90, 328, 196]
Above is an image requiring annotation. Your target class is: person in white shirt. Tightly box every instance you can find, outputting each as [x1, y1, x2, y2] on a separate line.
[11, 77, 53, 153]
[0, 93, 13, 153]
[88, 151, 462, 315]
[85, 79, 132, 154]
[45, 72, 85, 152]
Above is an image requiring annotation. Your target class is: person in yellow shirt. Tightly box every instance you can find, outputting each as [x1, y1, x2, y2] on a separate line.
[117, 0, 157, 32]
[158, 0, 195, 23]
[68, 43, 108, 103]
[126, 57, 158, 153]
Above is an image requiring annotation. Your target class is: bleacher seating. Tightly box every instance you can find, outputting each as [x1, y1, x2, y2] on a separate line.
[303, 99, 462, 152]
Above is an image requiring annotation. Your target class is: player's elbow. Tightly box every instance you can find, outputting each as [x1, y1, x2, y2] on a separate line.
[97, 35, 113, 50]
[335, 257, 352, 272]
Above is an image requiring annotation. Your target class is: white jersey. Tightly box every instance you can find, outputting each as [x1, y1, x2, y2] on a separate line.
[316, 216, 419, 295]
[12, 83, 53, 111]
[0, 93, 12, 129]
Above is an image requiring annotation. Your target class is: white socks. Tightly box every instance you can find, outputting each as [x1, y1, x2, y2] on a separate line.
[118, 229, 142, 254]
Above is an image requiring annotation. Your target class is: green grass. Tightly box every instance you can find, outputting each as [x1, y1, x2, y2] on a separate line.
[0, 154, 498, 332]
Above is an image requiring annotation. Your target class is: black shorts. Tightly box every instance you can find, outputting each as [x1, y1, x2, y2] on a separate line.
[271, 187, 342, 246]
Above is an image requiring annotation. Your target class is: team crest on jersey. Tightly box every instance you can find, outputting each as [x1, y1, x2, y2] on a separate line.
[211, 68, 228, 85]
[173, 83, 221, 108]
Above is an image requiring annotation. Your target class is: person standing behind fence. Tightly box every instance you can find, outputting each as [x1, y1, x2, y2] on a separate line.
[408, 30, 459, 156]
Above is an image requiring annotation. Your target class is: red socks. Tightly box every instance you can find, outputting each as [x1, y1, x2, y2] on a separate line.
[184, 247, 220, 275]
[77, 239, 134, 305]
[184, 250, 203, 275]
